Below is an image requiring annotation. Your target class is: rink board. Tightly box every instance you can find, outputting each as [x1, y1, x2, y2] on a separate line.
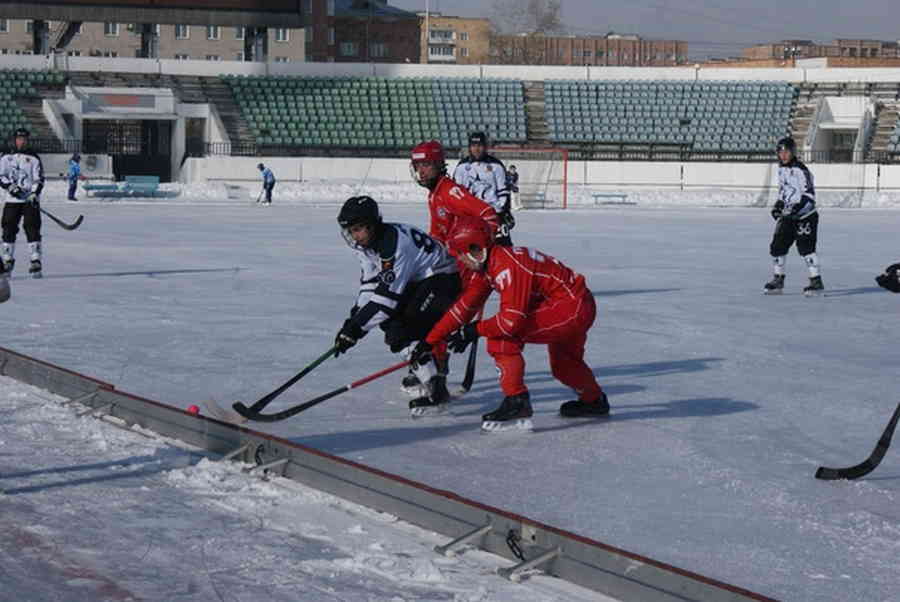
[0, 345, 776, 602]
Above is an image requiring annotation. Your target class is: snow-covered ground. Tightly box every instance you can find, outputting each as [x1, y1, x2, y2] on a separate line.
[2, 186, 900, 601]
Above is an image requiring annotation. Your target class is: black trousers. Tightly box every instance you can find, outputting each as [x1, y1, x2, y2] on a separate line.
[770, 212, 818, 257]
[263, 182, 275, 203]
[2, 202, 42, 244]
[381, 272, 462, 352]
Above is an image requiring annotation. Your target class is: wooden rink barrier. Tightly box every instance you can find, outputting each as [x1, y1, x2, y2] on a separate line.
[0, 345, 778, 602]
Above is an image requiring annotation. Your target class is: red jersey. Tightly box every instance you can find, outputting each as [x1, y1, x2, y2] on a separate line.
[426, 246, 589, 344]
[428, 175, 499, 244]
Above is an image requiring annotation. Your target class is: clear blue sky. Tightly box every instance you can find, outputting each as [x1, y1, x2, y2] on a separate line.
[390, 0, 899, 59]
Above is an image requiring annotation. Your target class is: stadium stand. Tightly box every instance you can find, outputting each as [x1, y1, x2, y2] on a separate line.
[544, 80, 796, 154]
[220, 75, 527, 152]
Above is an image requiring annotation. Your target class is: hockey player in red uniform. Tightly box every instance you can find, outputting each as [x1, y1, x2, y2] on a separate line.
[411, 216, 609, 431]
[410, 140, 500, 245]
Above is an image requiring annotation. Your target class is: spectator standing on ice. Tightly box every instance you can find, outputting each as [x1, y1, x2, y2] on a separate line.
[764, 137, 823, 297]
[66, 153, 84, 201]
[257, 163, 275, 205]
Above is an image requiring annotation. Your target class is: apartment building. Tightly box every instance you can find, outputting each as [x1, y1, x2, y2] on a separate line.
[418, 13, 491, 64]
[491, 32, 687, 66]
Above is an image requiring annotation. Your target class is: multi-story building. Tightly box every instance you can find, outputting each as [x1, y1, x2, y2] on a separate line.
[743, 39, 900, 61]
[0, 18, 305, 62]
[491, 32, 687, 66]
[307, 0, 419, 63]
[417, 13, 491, 64]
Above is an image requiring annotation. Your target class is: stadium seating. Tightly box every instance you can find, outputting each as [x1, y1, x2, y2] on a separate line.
[220, 75, 527, 150]
[544, 80, 796, 153]
[0, 70, 58, 137]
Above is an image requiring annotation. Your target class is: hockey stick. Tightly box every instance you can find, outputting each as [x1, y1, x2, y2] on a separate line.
[39, 206, 83, 231]
[815, 402, 900, 480]
[456, 309, 483, 395]
[255, 189, 264, 204]
[234, 359, 410, 423]
[231, 347, 336, 417]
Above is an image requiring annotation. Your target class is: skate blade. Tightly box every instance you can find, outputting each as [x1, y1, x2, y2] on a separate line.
[30, 272, 42, 279]
[401, 384, 428, 398]
[762, 289, 782, 295]
[409, 404, 449, 419]
[481, 418, 533, 433]
[803, 290, 822, 297]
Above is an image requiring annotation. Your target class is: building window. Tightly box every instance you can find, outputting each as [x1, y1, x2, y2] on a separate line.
[305, 25, 313, 43]
[175, 53, 189, 60]
[596, 49, 605, 58]
[26, 21, 33, 34]
[274, 56, 289, 63]
[103, 50, 118, 57]
[459, 32, 469, 41]
[0, 19, 8, 33]
[67, 49, 81, 56]
[104, 22, 119, 37]
[275, 28, 289, 42]
[328, 27, 334, 45]
[460, 47, 469, 57]
[583, 50, 592, 58]
[0, 49, 7, 55]
[207, 25, 220, 40]
[340, 41, 357, 56]
[206, 54, 220, 61]
[175, 24, 189, 39]
[302, 0, 312, 14]
[327, 0, 335, 16]
[429, 46, 454, 57]
[370, 42, 387, 58]
[235, 51, 244, 60]
[430, 29, 454, 42]
[235, 26, 244, 40]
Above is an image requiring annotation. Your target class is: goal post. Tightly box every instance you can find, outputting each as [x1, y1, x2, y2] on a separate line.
[491, 146, 569, 210]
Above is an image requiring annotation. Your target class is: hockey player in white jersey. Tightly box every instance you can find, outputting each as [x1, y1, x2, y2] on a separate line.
[0, 128, 45, 278]
[764, 137, 823, 296]
[452, 131, 514, 245]
[332, 196, 462, 415]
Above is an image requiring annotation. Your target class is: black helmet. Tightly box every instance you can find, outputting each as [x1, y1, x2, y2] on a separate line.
[13, 127, 30, 139]
[776, 137, 796, 153]
[338, 196, 382, 248]
[72, 152, 81, 162]
[468, 131, 487, 146]
[257, 163, 264, 170]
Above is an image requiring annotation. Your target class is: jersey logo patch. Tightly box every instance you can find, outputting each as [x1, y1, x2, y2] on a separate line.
[380, 269, 396, 284]
[437, 207, 447, 218]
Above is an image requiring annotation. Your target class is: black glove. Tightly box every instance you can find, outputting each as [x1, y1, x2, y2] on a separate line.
[409, 340, 433, 366]
[24, 192, 37, 205]
[448, 322, 479, 354]
[7, 183, 23, 200]
[876, 263, 900, 293]
[334, 319, 364, 357]
[770, 201, 784, 221]
[501, 210, 516, 230]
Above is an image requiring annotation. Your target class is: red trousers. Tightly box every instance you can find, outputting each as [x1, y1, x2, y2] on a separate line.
[486, 291, 603, 400]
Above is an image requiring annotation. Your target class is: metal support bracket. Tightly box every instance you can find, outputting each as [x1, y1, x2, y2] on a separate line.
[243, 457, 289, 478]
[434, 521, 493, 557]
[497, 546, 562, 583]
[218, 442, 253, 462]
[76, 402, 114, 418]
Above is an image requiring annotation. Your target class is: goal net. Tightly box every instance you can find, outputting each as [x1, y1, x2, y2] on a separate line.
[492, 147, 569, 210]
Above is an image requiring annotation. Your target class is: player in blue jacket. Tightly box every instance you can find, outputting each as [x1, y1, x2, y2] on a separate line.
[257, 163, 275, 204]
[67, 153, 82, 201]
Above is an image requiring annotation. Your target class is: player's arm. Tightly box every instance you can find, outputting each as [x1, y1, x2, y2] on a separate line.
[445, 183, 501, 235]
[492, 162, 511, 213]
[348, 227, 409, 334]
[425, 270, 492, 345]
[32, 152, 45, 197]
[477, 249, 533, 339]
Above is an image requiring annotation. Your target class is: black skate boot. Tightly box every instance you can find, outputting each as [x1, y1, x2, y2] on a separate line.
[401, 369, 422, 396]
[481, 392, 533, 433]
[409, 374, 450, 418]
[28, 259, 41, 279]
[763, 274, 784, 295]
[2, 257, 14, 274]
[560, 391, 610, 418]
[803, 275, 824, 297]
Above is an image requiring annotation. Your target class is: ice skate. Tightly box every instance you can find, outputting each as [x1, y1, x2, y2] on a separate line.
[1, 257, 14, 274]
[560, 392, 610, 418]
[763, 274, 784, 295]
[401, 369, 425, 397]
[481, 392, 533, 433]
[803, 276, 824, 297]
[409, 374, 450, 418]
[28, 259, 41, 279]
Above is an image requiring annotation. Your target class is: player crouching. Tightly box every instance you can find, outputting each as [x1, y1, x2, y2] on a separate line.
[412, 216, 609, 432]
[332, 196, 461, 417]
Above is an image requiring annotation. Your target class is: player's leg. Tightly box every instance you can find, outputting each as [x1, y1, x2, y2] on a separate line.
[482, 337, 533, 431]
[795, 213, 822, 295]
[22, 203, 42, 278]
[765, 218, 794, 294]
[1, 203, 24, 272]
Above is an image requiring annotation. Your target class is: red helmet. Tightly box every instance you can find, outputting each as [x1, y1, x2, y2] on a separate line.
[446, 215, 494, 259]
[411, 140, 445, 163]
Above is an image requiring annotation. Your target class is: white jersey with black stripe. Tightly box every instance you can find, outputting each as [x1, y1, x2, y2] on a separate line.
[350, 223, 457, 334]
[452, 154, 510, 213]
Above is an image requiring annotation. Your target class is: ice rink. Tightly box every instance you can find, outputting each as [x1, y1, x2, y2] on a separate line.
[2, 190, 899, 601]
